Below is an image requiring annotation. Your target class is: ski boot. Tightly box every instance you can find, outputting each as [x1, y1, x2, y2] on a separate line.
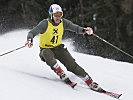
[83, 75, 105, 92]
[54, 66, 77, 88]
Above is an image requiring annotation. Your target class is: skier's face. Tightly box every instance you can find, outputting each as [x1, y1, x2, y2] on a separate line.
[53, 12, 63, 23]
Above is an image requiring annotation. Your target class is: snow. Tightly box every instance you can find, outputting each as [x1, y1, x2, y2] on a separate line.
[0, 30, 133, 100]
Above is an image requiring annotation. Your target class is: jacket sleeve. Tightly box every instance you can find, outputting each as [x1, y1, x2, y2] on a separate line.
[27, 19, 48, 40]
[63, 18, 84, 34]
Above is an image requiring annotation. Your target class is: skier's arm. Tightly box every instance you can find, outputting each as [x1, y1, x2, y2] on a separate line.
[63, 18, 93, 35]
[63, 18, 84, 34]
[27, 19, 48, 40]
[25, 19, 48, 48]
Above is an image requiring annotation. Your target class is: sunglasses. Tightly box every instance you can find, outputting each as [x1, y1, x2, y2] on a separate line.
[53, 12, 63, 17]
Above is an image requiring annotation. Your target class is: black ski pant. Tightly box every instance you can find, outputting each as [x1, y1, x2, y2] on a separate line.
[39, 44, 88, 77]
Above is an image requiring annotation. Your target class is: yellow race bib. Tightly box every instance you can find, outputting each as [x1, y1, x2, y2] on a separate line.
[39, 19, 64, 48]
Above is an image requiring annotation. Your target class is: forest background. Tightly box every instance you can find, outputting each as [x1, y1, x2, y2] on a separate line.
[0, 0, 133, 63]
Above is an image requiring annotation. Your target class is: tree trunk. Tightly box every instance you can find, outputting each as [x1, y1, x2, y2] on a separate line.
[79, 0, 84, 25]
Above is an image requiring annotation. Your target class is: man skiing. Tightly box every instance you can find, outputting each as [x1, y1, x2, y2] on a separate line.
[25, 4, 102, 92]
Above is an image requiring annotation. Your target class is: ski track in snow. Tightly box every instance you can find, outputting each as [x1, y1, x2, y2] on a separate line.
[0, 29, 133, 100]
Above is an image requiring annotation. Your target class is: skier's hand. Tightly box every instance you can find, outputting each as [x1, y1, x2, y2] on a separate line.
[83, 27, 93, 36]
[25, 39, 33, 48]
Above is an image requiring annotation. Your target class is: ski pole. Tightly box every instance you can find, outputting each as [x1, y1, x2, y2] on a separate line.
[92, 33, 133, 59]
[0, 45, 25, 56]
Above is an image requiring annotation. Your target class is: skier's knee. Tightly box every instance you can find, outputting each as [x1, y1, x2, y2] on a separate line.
[39, 52, 45, 62]
[39, 49, 57, 67]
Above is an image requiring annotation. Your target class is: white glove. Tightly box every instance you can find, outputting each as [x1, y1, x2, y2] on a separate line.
[25, 39, 33, 48]
[83, 27, 93, 35]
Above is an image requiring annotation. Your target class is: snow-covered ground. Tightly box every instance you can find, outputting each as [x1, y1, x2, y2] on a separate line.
[0, 30, 133, 100]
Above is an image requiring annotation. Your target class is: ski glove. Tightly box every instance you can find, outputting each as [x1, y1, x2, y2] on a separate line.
[83, 27, 93, 36]
[25, 39, 33, 48]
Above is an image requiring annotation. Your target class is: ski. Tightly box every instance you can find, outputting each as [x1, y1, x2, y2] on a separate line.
[64, 78, 77, 88]
[67, 81, 77, 88]
[103, 90, 122, 99]
[94, 87, 122, 99]
[80, 85, 122, 99]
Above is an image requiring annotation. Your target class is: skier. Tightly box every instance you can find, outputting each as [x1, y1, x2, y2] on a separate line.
[25, 4, 102, 92]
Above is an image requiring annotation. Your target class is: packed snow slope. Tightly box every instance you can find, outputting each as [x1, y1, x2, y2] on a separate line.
[0, 30, 133, 100]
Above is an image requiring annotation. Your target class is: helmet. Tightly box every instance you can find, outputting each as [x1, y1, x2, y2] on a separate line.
[49, 4, 63, 19]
